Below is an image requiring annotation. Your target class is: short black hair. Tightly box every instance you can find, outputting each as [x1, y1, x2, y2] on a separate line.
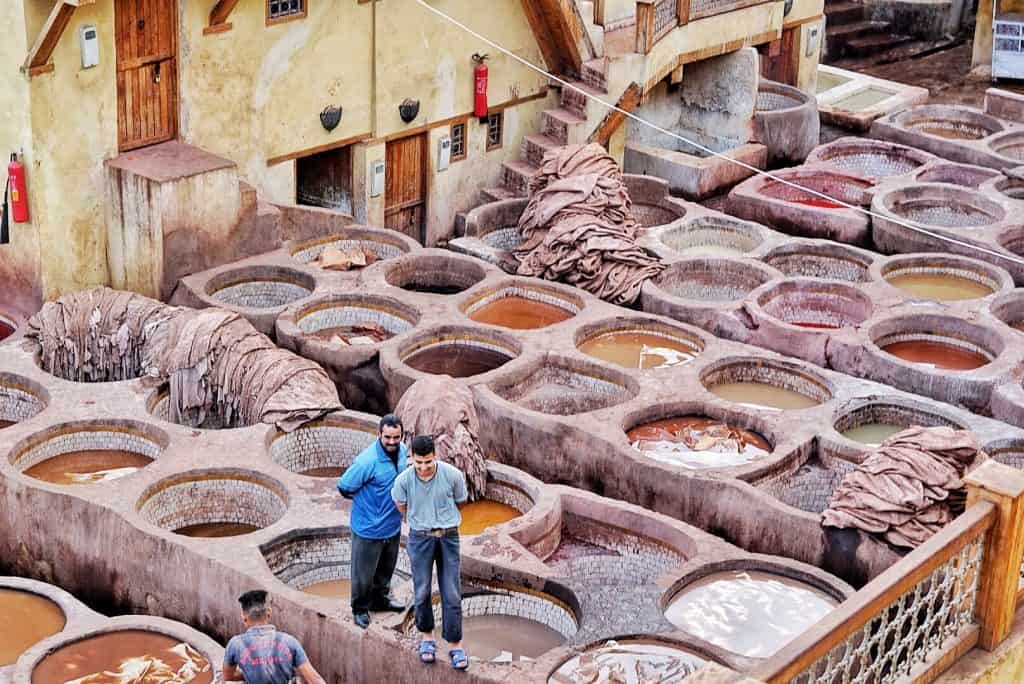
[411, 435, 435, 456]
[238, 590, 269, 619]
[379, 414, 403, 433]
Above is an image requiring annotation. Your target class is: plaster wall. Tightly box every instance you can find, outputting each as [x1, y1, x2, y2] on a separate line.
[795, 18, 826, 94]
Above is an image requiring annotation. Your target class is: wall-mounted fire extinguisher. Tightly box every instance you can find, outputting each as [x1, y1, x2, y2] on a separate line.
[473, 53, 489, 123]
[7, 153, 29, 224]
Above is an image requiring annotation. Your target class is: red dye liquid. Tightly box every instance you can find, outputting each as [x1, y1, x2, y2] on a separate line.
[790, 321, 840, 329]
[881, 341, 989, 371]
[792, 198, 844, 209]
[0, 322, 13, 341]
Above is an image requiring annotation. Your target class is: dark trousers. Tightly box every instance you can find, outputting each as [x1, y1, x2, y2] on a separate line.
[408, 529, 462, 644]
[350, 531, 400, 614]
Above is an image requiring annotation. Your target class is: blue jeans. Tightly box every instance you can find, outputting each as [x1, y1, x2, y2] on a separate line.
[408, 529, 462, 644]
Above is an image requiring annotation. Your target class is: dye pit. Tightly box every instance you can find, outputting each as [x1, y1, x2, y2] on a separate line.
[663, 570, 837, 658]
[577, 331, 699, 370]
[30, 630, 213, 684]
[458, 500, 521, 535]
[306, 324, 393, 345]
[302, 579, 352, 599]
[438, 615, 566, 663]
[885, 273, 994, 301]
[549, 640, 705, 684]
[0, 321, 13, 341]
[707, 382, 821, 410]
[0, 589, 65, 666]
[841, 423, 905, 445]
[880, 340, 990, 371]
[468, 296, 575, 329]
[23, 449, 152, 485]
[627, 417, 771, 469]
[403, 344, 513, 377]
[173, 523, 262, 538]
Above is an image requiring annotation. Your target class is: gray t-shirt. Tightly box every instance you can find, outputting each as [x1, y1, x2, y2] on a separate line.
[392, 461, 469, 531]
[224, 625, 308, 684]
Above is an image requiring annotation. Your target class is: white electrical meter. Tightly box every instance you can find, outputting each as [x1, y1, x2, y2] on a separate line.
[80, 25, 99, 69]
[438, 135, 452, 171]
[370, 160, 385, 198]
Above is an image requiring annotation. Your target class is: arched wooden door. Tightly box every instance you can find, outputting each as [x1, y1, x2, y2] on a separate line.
[115, 0, 178, 151]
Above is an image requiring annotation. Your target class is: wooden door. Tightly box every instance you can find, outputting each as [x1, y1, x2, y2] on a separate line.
[385, 133, 427, 242]
[115, 0, 178, 151]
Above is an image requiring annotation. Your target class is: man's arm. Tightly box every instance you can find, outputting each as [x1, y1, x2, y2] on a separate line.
[222, 663, 243, 681]
[337, 455, 370, 499]
[392, 471, 409, 520]
[453, 468, 469, 511]
[297, 661, 327, 684]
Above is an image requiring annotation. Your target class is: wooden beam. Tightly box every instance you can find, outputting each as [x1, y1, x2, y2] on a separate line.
[206, 0, 241, 34]
[23, 1, 77, 75]
[588, 82, 641, 147]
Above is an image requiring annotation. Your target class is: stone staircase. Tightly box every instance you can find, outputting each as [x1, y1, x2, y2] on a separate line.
[480, 0, 611, 202]
[824, 0, 912, 60]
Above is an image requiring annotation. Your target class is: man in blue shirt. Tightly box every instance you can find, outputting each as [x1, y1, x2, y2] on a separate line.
[392, 435, 470, 670]
[337, 413, 408, 629]
[223, 590, 325, 684]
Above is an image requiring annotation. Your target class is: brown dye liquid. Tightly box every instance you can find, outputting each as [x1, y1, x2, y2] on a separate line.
[0, 420, 14, 430]
[577, 332, 698, 370]
[439, 615, 565, 662]
[173, 522, 261, 538]
[627, 417, 771, 470]
[308, 324, 392, 345]
[0, 589, 66, 666]
[303, 579, 351, 599]
[709, 382, 820, 410]
[663, 570, 836, 659]
[790, 321, 840, 330]
[550, 640, 706, 684]
[841, 423, 904, 446]
[1014, 321, 1024, 333]
[882, 341, 989, 370]
[404, 283, 465, 295]
[468, 297, 574, 329]
[0, 322, 13, 341]
[886, 273, 993, 301]
[300, 466, 344, 478]
[459, 501, 521, 535]
[404, 346, 511, 377]
[24, 449, 152, 485]
[32, 630, 214, 684]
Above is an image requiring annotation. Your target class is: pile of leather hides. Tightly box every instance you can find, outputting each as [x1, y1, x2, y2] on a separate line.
[26, 287, 340, 431]
[394, 375, 488, 501]
[822, 426, 985, 549]
[514, 143, 664, 306]
[564, 640, 701, 683]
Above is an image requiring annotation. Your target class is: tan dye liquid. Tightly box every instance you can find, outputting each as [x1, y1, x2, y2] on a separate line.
[627, 417, 771, 469]
[886, 273, 993, 301]
[459, 501, 521, 536]
[916, 125, 983, 140]
[31, 630, 213, 684]
[841, 423, 905, 446]
[24, 450, 152, 485]
[578, 332, 698, 370]
[303, 579, 351, 599]
[882, 341, 989, 370]
[677, 244, 745, 257]
[300, 466, 344, 478]
[468, 297, 573, 329]
[173, 522, 261, 538]
[0, 589, 66, 666]
[439, 615, 565, 662]
[663, 570, 836, 658]
[708, 382, 820, 410]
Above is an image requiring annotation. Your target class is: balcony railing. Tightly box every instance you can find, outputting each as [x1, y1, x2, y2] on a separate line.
[635, 0, 775, 53]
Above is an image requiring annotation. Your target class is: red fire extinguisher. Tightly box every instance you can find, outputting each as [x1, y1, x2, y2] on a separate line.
[8, 153, 29, 223]
[473, 53, 489, 123]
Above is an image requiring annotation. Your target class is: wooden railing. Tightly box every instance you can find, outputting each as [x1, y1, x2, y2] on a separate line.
[634, 0, 774, 53]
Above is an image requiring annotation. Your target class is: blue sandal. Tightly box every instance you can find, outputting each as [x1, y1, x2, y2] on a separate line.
[418, 640, 436, 664]
[450, 648, 469, 670]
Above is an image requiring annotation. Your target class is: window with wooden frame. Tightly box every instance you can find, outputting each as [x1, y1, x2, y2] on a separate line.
[450, 121, 467, 162]
[486, 112, 503, 151]
[267, 0, 306, 25]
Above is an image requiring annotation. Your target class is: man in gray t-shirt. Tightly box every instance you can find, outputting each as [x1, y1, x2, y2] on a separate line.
[223, 590, 325, 684]
[392, 435, 470, 670]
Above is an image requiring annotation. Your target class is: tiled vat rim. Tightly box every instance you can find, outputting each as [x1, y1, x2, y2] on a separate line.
[14, 615, 225, 684]
[9, 421, 167, 472]
[260, 529, 412, 591]
[208, 278, 313, 310]
[136, 470, 290, 532]
[462, 282, 584, 317]
[294, 296, 418, 334]
[289, 231, 415, 264]
[268, 416, 377, 473]
[0, 374, 47, 424]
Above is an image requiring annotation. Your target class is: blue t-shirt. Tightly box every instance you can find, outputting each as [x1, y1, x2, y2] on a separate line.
[224, 625, 308, 684]
[337, 440, 407, 539]
[392, 461, 468, 531]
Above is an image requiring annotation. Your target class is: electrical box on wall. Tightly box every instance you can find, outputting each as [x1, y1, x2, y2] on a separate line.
[437, 135, 452, 172]
[370, 160, 385, 197]
[805, 25, 820, 57]
[80, 25, 99, 69]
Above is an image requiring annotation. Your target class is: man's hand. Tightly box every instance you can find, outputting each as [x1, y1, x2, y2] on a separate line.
[396, 501, 408, 520]
[222, 664, 244, 682]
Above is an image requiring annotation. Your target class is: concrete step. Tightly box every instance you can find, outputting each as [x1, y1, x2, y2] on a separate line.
[560, 80, 603, 119]
[826, 20, 890, 56]
[480, 186, 519, 203]
[581, 57, 608, 92]
[501, 159, 539, 197]
[824, 1, 864, 24]
[846, 32, 914, 57]
[541, 107, 586, 145]
[523, 134, 562, 166]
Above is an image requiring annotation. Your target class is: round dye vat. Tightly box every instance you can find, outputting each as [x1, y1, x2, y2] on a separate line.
[886, 273, 993, 301]
[0, 589, 65, 666]
[0, 321, 14, 341]
[627, 417, 771, 470]
[300, 466, 345, 478]
[459, 500, 521, 535]
[24, 449, 152, 485]
[307, 324, 393, 345]
[841, 423, 904, 446]
[678, 244, 746, 257]
[404, 345, 513, 378]
[31, 630, 214, 684]
[303, 579, 351, 599]
[550, 640, 705, 684]
[792, 198, 844, 209]
[881, 340, 989, 371]
[664, 570, 836, 658]
[916, 124, 984, 140]
[173, 522, 261, 538]
[709, 382, 820, 410]
[468, 296, 574, 329]
[440, 615, 565, 663]
[578, 331, 698, 370]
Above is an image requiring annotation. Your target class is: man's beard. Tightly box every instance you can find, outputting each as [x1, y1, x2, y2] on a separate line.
[382, 440, 400, 454]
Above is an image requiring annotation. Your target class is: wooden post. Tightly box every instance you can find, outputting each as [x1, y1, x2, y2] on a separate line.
[972, 0, 994, 68]
[636, 0, 655, 54]
[593, 0, 606, 26]
[965, 459, 1024, 651]
[677, 0, 691, 26]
